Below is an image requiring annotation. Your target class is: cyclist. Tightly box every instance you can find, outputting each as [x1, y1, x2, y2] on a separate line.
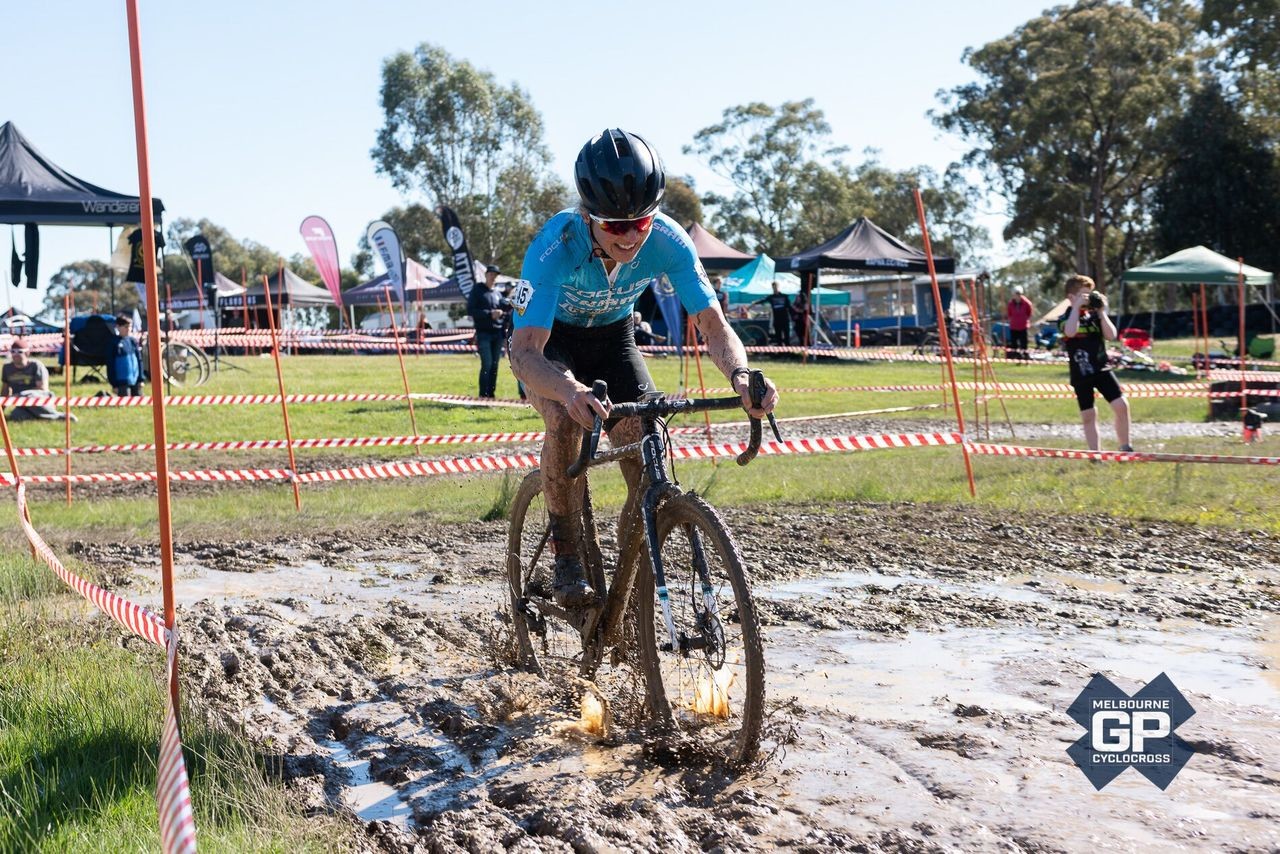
[509, 128, 779, 607]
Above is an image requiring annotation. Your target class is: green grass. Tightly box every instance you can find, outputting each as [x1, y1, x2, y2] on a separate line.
[0, 554, 350, 853]
[9, 352, 1213, 475]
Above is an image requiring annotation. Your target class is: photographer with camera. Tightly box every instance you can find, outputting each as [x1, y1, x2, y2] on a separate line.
[1058, 274, 1132, 453]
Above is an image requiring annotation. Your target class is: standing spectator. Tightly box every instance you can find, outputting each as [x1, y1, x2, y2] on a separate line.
[752, 281, 792, 345]
[108, 314, 143, 396]
[791, 290, 812, 347]
[467, 264, 507, 398]
[1006, 285, 1034, 360]
[1058, 274, 1132, 452]
[2, 340, 75, 422]
[711, 275, 730, 316]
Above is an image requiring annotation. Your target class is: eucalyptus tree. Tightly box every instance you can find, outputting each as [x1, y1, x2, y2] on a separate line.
[934, 1, 1201, 287]
[371, 43, 567, 269]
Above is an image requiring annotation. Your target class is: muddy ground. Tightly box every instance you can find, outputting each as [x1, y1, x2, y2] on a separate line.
[90, 501, 1280, 852]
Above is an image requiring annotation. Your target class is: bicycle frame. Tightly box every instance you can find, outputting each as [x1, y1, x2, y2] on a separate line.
[567, 372, 781, 658]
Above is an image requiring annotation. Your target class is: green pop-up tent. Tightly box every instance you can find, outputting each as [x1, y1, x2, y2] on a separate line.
[1122, 245, 1273, 286]
[722, 254, 850, 306]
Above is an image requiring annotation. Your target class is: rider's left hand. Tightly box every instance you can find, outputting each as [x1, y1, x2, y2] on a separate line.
[732, 372, 779, 419]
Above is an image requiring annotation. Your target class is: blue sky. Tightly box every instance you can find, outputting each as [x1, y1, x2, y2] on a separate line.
[3, 0, 1051, 314]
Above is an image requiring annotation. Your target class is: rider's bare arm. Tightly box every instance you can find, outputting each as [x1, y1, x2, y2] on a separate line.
[510, 326, 610, 430]
[692, 305, 779, 418]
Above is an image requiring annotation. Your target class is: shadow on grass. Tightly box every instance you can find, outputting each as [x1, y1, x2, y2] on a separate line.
[0, 727, 156, 850]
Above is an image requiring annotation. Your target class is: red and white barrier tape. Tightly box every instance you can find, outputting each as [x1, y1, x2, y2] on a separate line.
[13, 482, 196, 852]
[966, 443, 1280, 466]
[0, 391, 419, 408]
[9, 430, 965, 486]
[159, 632, 198, 854]
[415, 393, 528, 407]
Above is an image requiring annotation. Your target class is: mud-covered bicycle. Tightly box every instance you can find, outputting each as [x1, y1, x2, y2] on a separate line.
[507, 371, 780, 765]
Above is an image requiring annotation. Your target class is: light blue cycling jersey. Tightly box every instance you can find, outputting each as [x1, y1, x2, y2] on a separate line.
[512, 209, 716, 330]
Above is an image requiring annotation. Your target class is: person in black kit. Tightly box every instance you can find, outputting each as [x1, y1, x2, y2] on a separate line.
[468, 264, 507, 398]
[752, 280, 792, 345]
[1057, 274, 1132, 452]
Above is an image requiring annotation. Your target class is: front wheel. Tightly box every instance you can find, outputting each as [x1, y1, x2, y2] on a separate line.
[637, 493, 764, 765]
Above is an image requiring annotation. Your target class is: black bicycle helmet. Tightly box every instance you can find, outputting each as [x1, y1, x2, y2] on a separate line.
[574, 129, 665, 219]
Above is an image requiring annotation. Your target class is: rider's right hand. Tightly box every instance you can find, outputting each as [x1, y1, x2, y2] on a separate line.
[567, 386, 611, 430]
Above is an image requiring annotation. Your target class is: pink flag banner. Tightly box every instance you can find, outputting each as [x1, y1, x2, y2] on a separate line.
[300, 216, 344, 309]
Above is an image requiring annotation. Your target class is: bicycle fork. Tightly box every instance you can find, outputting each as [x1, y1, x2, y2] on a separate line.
[640, 427, 720, 658]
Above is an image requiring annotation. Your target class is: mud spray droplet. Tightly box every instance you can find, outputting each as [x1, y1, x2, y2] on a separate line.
[580, 690, 606, 736]
[692, 664, 735, 718]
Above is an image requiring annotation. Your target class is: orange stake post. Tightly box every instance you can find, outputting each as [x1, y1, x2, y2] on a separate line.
[383, 287, 419, 436]
[914, 188, 977, 497]
[126, 0, 180, 717]
[1200, 283, 1212, 419]
[63, 294, 73, 505]
[964, 280, 980, 435]
[261, 274, 302, 510]
[1191, 292, 1201, 377]
[194, 259, 206, 329]
[1238, 259, 1248, 434]
[687, 316, 713, 441]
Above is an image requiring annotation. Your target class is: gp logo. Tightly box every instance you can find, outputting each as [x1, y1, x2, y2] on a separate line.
[1066, 672, 1195, 790]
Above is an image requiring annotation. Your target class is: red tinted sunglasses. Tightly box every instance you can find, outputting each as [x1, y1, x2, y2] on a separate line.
[590, 213, 656, 237]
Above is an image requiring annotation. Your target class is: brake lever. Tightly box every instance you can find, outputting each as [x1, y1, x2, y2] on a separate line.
[566, 380, 609, 478]
[751, 370, 782, 442]
[736, 370, 770, 466]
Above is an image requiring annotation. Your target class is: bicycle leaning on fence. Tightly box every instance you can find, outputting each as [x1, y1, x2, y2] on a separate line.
[506, 370, 780, 765]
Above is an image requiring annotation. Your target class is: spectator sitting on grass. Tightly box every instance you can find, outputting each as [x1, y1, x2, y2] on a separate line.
[632, 311, 665, 346]
[2, 340, 76, 422]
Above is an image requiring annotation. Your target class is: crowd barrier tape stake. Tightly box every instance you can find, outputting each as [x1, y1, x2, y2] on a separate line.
[13, 482, 196, 851]
[967, 442, 1280, 466]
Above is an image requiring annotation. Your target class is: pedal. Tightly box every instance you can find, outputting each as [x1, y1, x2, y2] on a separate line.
[515, 597, 546, 635]
[522, 575, 551, 599]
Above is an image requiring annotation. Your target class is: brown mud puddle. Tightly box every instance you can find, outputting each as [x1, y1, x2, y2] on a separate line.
[103, 503, 1280, 852]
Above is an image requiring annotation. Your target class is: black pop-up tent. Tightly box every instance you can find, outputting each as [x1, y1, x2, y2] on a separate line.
[777, 216, 954, 275]
[223, 268, 334, 309]
[0, 122, 164, 225]
[0, 121, 164, 309]
[777, 217, 957, 344]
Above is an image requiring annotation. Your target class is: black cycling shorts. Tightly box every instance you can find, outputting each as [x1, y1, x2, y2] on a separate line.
[542, 316, 656, 409]
[1071, 370, 1124, 411]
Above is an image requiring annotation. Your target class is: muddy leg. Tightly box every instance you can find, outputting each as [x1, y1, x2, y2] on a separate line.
[528, 386, 581, 520]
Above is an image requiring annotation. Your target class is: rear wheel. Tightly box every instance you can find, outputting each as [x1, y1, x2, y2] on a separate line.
[507, 470, 582, 681]
[637, 493, 764, 765]
[506, 471, 647, 718]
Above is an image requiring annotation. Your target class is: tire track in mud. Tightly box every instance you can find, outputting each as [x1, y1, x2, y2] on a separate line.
[99, 502, 1280, 852]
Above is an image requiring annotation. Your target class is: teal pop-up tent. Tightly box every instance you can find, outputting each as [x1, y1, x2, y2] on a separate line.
[722, 254, 849, 305]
